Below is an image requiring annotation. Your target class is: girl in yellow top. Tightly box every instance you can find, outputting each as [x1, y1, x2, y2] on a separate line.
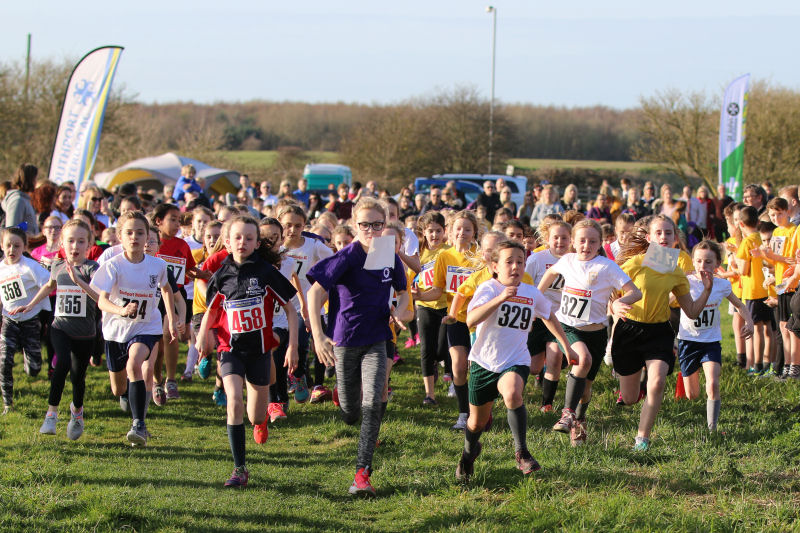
[718, 202, 746, 367]
[612, 214, 713, 451]
[411, 212, 451, 405]
[417, 210, 482, 429]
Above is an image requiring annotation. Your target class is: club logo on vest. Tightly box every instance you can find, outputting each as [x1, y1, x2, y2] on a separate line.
[383, 267, 391, 282]
[246, 277, 264, 296]
[149, 275, 158, 288]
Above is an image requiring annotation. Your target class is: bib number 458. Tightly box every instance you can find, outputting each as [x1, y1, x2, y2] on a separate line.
[229, 307, 264, 333]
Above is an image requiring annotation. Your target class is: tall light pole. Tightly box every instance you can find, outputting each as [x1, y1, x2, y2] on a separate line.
[486, 6, 496, 174]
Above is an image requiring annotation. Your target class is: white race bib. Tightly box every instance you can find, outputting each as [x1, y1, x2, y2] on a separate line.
[497, 295, 535, 330]
[160, 255, 187, 285]
[445, 266, 474, 293]
[693, 307, 718, 330]
[560, 287, 592, 322]
[118, 287, 154, 322]
[642, 243, 679, 274]
[0, 274, 27, 305]
[420, 261, 435, 288]
[55, 286, 87, 317]
[225, 296, 265, 334]
[772, 236, 787, 256]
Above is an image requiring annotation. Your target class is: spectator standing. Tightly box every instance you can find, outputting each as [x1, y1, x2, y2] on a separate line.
[475, 181, 502, 222]
[293, 178, 310, 207]
[420, 186, 446, 214]
[259, 181, 278, 206]
[3, 164, 39, 234]
[173, 164, 203, 204]
[530, 184, 565, 224]
[328, 183, 354, 221]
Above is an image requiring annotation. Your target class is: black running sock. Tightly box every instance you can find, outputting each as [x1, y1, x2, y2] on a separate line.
[575, 400, 589, 420]
[380, 401, 388, 420]
[454, 383, 469, 414]
[464, 426, 482, 456]
[128, 380, 146, 421]
[736, 353, 746, 368]
[227, 423, 246, 468]
[506, 405, 528, 453]
[639, 370, 647, 392]
[564, 373, 586, 412]
[755, 362, 764, 372]
[541, 378, 558, 406]
[707, 399, 720, 430]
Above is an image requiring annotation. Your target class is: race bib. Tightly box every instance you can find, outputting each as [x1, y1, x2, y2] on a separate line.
[0, 274, 27, 305]
[560, 287, 592, 322]
[286, 252, 309, 277]
[693, 307, 717, 330]
[225, 296, 265, 334]
[497, 295, 534, 330]
[118, 287, 154, 322]
[772, 236, 787, 256]
[420, 261, 435, 288]
[642, 243, 679, 274]
[160, 255, 186, 285]
[445, 266, 474, 293]
[55, 286, 87, 318]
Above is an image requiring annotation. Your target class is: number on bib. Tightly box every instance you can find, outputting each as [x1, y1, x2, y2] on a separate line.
[560, 292, 591, 321]
[420, 261, 435, 287]
[445, 266, 473, 293]
[226, 296, 265, 334]
[693, 308, 717, 329]
[497, 304, 533, 330]
[160, 255, 186, 285]
[0, 275, 26, 305]
[55, 287, 87, 318]
[550, 274, 565, 291]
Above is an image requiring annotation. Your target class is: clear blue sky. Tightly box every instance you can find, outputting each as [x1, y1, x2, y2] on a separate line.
[4, 1, 800, 109]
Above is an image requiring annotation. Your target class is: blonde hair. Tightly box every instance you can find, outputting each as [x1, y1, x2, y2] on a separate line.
[352, 197, 387, 221]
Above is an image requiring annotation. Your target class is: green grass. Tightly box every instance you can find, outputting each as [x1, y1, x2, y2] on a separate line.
[508, 158, 661, 172]
[214, 151, 340, 172]
[2, 314, 799, 532]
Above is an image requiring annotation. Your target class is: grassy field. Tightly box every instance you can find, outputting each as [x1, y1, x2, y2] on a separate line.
[2, 313, 799, 532]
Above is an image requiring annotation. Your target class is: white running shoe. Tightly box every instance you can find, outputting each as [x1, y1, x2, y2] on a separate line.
[39, 412, 58, 435]
[447, 383, 456, 398]
[451, 412, 468, 431]
[66, 404, 84, 441]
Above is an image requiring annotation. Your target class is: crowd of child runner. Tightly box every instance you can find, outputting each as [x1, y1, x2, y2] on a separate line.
[8, 162, 799, 497]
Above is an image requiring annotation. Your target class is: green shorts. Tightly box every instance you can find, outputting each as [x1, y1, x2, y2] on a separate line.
[468, 361, 530, 406]
[527, 318, 556, 356]
[562, 323, 608, 382]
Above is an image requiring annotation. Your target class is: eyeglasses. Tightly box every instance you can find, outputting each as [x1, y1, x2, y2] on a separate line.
[91, 197, 103, 202]
[357, 221, 385, 231]
[43, 225, 62, 230]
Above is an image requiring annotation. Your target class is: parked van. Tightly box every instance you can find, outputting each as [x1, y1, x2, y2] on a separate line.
[303, 164, 352, 191]
[431, 173, 528, 208]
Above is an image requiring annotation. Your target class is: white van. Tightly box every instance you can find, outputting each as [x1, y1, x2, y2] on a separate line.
[432, 174, 528, 208]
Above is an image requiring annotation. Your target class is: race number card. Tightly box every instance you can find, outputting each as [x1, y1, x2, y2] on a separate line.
[55, 286, 87, 317]
[0, 273, 27, 305]
[445, 266, 474, 293]
[364, 235, 395, 270]
[118, 287, 153, 322]
[225, 296, 265, 334]
[160, 255, 187, 285]
[560, 286, 592, 322]
[419, 261, 436, 288]
[642, 243, 679, 274]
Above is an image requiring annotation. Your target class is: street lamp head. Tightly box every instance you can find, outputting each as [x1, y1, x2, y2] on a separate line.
[486, 5, 494, 13]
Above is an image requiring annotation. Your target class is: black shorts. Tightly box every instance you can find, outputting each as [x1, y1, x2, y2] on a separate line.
[611, 320, 675, 377]
[468, 361, 530, 406]
[777, 292, 794, 323]
[677, 339, 721, 376]
[446, 321, 471, 349]
[788, 291, 800, 337]
[105, 334, 162, 373]
[219, 350, 271, 386]
[183, 290, 192, 325]
[527, 319, 555, 355]
[563, 324, 608, 382]
[746, 298, 774, 326]
[386, 340, 396, 360]
[158, 287, 188, 325]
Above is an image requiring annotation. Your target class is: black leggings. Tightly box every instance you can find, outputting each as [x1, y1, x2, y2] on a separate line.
[270, 328, 290, 404]
[48, 328, 93, 408]
[417, 306, 449, 378]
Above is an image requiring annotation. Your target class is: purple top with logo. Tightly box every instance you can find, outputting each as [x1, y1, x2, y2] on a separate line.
[307, 241, 407, 347]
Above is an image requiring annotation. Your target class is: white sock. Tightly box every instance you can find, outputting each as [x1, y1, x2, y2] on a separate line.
[185, 344, 199, 377]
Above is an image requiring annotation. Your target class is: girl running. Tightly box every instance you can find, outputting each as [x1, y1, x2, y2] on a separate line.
[196, 215, 298, 487]
[678, 240, 754, 430]
[32, 216, 62, 376]
[307, 197, 409, 497]
[538, 219, 641, 446]
[410, 212, 451, 405]
[152, 203, 197, 403]
[612, 214, 713, 451]
[17, 220, 99, 440]
[525, 220, 571, 412]
[420, 210, 483, 429]
[279, 203, 334, 403]
[90, 212, 179, 446]
[456, 241, 578, 481]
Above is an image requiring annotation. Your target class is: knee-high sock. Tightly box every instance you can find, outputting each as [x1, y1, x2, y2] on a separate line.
[227, 423, 246, 468]
[564, 373, 586, 412]
[506, 405, 528, 452]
